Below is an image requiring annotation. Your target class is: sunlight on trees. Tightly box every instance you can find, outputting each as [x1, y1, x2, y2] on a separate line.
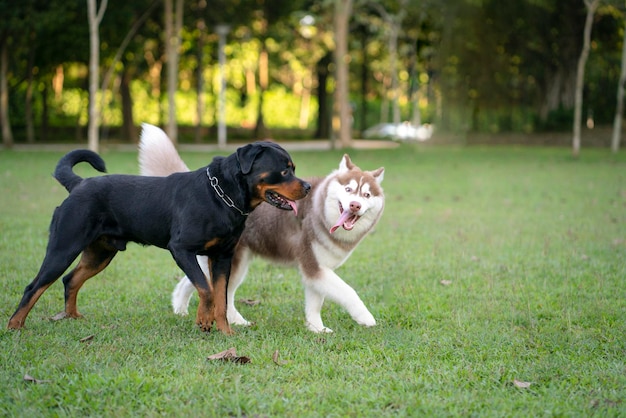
[1, 0, 625, 151]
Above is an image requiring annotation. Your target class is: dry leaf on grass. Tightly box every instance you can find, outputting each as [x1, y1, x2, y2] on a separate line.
[79, 335, 95, 343]
[440, 280, 452, 286]
[50, 312, 68, 321]
[24, 374, 52, 384]
[237, 299, 261, 306]
[207, 347, 251, 364]
[513, 379, 531, 388]
[272, 350, 288, 366]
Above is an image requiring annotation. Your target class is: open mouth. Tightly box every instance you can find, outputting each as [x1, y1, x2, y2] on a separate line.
[330, 202, 361, 234]
[265, 190, 298, 215]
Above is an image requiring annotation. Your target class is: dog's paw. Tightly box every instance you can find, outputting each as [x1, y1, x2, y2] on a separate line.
[354, 311, 376, 327]
[172, 305, 189, 316]
[228, 310, 251, 326]
[306, 321, 334, 333]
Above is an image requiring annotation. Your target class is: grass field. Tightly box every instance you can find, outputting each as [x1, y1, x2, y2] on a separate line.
[0, 144, 625, 417]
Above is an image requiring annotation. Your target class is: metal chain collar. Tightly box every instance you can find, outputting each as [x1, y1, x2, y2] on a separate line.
[206, 167, 250, 216]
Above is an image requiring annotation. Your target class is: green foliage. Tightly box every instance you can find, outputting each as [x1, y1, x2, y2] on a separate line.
[5, 0, 626, 138]
[1, 146, 625, 416]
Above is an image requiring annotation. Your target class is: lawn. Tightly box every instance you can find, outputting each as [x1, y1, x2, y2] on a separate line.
[0, 144, 625, 417]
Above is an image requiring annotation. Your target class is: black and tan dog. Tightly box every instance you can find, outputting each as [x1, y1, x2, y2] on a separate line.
[7, 140, 310, 334]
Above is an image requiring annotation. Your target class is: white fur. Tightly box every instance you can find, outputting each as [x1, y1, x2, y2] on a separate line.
[302, 266, 376, 333]
[138, 123, 189, 176]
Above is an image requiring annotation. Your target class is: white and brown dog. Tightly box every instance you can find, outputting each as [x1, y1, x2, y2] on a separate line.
[139, 125, 385, 332]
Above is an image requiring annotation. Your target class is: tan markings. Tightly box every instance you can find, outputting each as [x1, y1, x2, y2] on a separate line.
[7, 284, 53, 329]
[195, 287, 215, 332]
[258, 180, 309, 201]
[64, 248, 115, 318]
[212, 274, 233, 335]
[203, 238, 220, 250]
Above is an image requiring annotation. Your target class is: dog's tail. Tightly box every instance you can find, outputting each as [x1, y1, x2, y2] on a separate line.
[138, 123, 190, 176]
[54, 149, 107, 193]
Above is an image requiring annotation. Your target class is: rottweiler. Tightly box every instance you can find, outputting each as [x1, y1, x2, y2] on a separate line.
[7, 142, 310, 334]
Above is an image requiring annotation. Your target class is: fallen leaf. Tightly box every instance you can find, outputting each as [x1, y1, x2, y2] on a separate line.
[440, 280, 452, 286]
[513, 379, 531, 388]
[24, 374, 52, 384]
[79, 335, 95, 343]
[50, 312, 68, 321]
[237, 299, 261, 306]
[207, 347, 251, 364]
[272, 350, 288, 366]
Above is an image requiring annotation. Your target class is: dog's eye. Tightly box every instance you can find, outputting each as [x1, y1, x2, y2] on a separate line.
[345, 186, 352, 193]
[281, 169, 289, 176]
[363, 192, 371, 198]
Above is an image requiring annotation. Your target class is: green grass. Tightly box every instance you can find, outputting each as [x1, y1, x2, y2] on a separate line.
[1, 145, 625, 417]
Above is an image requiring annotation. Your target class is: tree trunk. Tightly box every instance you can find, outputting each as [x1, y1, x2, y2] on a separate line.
[298, 71, 312, 129]
[315, 52, 332, 139]
[254, 46, 270, 140]
[333, 0, 353, 148]
[40, 83, 48, 142]
[25, 47, 35, 143]
[87, 0, 108, 153]
[165, 0, 183, 143]
[120, 65, 136, 142]
[194, 16, 206, 143]
[572, 0, 599, 158]
[359, 31, 369, 135]
[611, 16, 626, 153]
[0, 34, 13, 149]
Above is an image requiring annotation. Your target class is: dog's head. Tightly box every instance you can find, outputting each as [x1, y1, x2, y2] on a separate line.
[325, 154, 385, 235]
[237, 141, 311, 214]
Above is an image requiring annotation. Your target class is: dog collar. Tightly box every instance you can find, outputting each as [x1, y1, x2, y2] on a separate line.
[206, 167, 250, 216]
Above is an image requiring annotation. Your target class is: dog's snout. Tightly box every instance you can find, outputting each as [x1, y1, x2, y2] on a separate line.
[302, 181, 311, 194]
[350, 201, 361, 212]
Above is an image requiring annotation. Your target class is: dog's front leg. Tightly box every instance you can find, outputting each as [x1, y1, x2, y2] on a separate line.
[169, 248, 226, 334]
[301, 266, 376, 332]
[207, 255, 234, 335]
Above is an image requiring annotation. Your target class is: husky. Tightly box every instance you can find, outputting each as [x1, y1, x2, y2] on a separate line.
[138, 127, 385, 332]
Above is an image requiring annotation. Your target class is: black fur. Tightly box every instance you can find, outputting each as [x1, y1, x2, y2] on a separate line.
[8, 143, 310, 333]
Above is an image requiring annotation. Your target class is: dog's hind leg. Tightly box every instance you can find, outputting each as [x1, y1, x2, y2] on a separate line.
[8, 242, 84, 329]
[226, 247, 253, 326]
[172, 273, 196, 316]
[57, 237, 119, 320]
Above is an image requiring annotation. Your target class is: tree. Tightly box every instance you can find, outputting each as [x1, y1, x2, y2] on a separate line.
[572, 0, 600, 157]
[164, 0, 183, 143]
[0, 31, 11, 148]
[611, 10, 626, 153]
[333, 0, 353, 148]
[87, 0, 108, 152]
[370, 0, 407, 126]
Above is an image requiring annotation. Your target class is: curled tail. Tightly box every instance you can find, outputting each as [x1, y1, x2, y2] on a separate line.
[54, 149, 107, 192]
[138, 123, 189, 176]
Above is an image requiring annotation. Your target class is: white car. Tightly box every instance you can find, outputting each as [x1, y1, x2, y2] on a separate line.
[363, 122, 433, 142]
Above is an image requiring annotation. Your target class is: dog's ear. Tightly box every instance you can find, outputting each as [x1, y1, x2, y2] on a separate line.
[236, 144, 262, 175]
[369, 167, 384, 184]
[339, 154, 356, 173]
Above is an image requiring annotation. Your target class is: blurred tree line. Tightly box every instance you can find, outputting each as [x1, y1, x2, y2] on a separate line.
[0, 0, 624, 148]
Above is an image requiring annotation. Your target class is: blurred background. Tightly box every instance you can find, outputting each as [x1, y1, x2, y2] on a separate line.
[0, 0, 623, 150]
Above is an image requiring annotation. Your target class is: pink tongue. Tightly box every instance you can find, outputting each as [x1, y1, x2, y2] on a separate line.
[330, 210, 353, 233]
[288, 200, 298, 216]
